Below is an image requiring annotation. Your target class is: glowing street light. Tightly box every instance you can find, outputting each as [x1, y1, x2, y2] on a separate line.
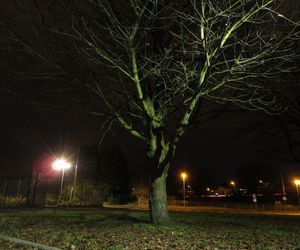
[294, 179, 300, 207]
[181, 172, 187, 207]
[230, 181, 236, 189]
[52, 159, 71, 200]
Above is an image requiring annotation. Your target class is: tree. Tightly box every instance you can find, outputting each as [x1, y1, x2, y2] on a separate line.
[252, 110, 300, 163]
[1, 0, 299, 224]
[241, 69, 300, 163]
[97, 144, 131, 204]
[236, 162, 280, 194]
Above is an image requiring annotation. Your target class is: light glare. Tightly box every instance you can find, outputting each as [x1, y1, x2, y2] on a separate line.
[52, 159, 71, 171]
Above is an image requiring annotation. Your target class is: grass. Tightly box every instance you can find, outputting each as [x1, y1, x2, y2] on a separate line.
[0, 208, 299, 249]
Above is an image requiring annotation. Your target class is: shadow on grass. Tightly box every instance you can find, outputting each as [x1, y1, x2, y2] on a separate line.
[109, 212, 149, 224]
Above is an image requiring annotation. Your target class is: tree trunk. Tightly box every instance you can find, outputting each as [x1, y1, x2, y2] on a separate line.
[149, 171, 170, 225]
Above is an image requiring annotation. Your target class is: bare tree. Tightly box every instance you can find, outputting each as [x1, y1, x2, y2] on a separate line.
[1, 0, 299, 224]
[253, 82, 300, 162]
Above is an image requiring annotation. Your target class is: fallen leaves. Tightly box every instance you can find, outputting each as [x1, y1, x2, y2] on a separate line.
[0, 209, 299, 249]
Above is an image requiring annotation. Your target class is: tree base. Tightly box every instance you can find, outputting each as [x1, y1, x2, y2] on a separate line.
[149, 173, 170, 225]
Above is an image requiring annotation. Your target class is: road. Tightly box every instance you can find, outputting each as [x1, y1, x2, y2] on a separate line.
[1, 203, 299, 217]
[104, 204, 300, 216]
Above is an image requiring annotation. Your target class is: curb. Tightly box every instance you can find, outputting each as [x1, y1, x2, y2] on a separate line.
[0, 233, 61, 250]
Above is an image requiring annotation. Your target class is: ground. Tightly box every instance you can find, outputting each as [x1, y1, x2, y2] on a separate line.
[0, 208, 299, 249]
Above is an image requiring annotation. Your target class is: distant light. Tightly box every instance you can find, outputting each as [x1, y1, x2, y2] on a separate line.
[181, 172, 187, 180]
[206, 187, 210, 191]
[52, 159, 71, 171]
[295, 179, 300, 186]
[230, 181, 235, 186]
[259, 180, 263, 184]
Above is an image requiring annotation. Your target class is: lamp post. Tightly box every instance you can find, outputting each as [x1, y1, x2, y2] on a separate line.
[295, 179, 300, 207]
[181, 172, 187, 207]
[280, 168, 287, 203]
[230, 180, 238, 207]
[69, 147, 80, 201]
[230, 181, 236, 190]
[52, 159, 71, 200]
[69, 162, 78, 201]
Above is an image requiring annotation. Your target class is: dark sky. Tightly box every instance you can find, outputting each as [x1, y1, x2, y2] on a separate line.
[0, 97, 289, 183]
[0, 57, 299, 189]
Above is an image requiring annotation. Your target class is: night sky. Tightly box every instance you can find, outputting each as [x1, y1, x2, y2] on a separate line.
[0, 98, 295, 184]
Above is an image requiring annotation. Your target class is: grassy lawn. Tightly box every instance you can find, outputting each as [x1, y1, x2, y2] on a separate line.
[0, 208, 299, 249]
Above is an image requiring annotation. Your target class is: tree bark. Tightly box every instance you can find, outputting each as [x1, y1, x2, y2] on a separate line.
[149, 171, 170, 225]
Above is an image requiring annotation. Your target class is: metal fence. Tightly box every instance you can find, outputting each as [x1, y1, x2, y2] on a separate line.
[0, 177, 105, 208]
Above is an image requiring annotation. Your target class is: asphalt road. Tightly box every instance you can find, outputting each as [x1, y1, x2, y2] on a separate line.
[104, 204, 300, 216]
[1, 203, 299, 217]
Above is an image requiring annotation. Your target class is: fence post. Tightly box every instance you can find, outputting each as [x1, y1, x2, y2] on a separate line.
[17, 179, 21, 197]
[2, 180, 8, 206]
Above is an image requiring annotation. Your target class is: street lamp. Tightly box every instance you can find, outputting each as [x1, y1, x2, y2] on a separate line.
[230, 181, 236, 189]
[70, 148, 80, 201]
[52, 159, 71, 200]
[258, 180, 263, 195]
[181, 172, 187, 207]
[230, 180, 238, 207]
[294, 179, 300, 207]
